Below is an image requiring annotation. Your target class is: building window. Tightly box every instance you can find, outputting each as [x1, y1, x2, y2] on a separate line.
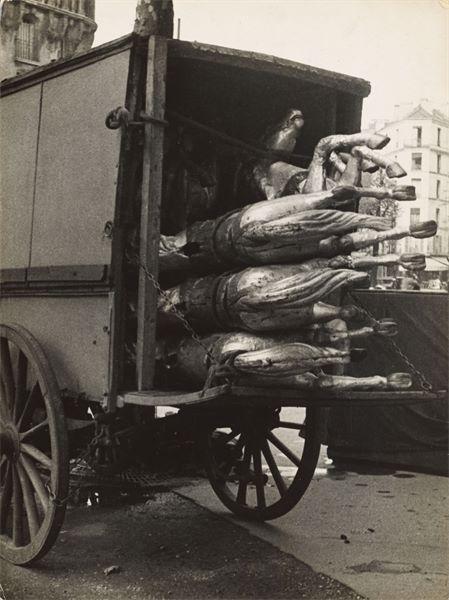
[411, 153, 422, 170]
[436, 180, 440, 199]
[15, 22, 38, 61]
[410, 207, 420, 225]
[437, 127, 441, 146]
[435, 208, 440, 224]
[433, 235, 442, 255]
[395, 129, 399, 148]
[413, 126, 422, 147]
[436, 154, 441, 174]
[411, 178, 422, 198]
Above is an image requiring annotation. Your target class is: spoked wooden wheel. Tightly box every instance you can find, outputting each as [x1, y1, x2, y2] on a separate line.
[202, 406, 321, 521]
[0, 324, 69, 565]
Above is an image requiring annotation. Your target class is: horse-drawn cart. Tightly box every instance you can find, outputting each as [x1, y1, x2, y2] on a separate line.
[0, 32, 444, 566]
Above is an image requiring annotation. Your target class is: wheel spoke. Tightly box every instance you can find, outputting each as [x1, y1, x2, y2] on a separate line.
[0, 380, 11, 422]
[267, 431, 302, 467]
[0, 461, 13, 532]
[261, 438, 287, 497]
[235, 435, 245, 452]
[20, 443, 52, 471]
[0, 339, 15, 414]
[12, 465, 24, 546]
[16, 461, 40, 538]
[277, 421, 304, 430]
[19, 454, 49, 512]
[20, 419, 49, 441]
[13, 352, 28, 422]
[252, 443, 266, 509]
[236, 439, 251, 505]
[220, 429, 240, 444]
[0, 325, 69, 565]
[16, 383, 41, 429]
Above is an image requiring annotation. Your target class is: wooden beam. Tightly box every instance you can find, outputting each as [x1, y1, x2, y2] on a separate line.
[116, 386, 445, 409]
[136, 36, 167, 390]
[107, 40, 146, 412]
[118, 385, 231, 408]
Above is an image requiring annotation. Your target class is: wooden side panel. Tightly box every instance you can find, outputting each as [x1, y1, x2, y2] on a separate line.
[0, 85, 41, 269]
[30, 50, 130, 267]
[0, 295, 111, 398]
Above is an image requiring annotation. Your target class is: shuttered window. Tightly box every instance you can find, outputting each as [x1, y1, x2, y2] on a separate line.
[15, 22, 38, 61]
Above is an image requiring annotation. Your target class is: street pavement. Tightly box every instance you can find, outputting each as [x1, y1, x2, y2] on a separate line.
[179, 408, 448, 600]
[1, 490, 362, 600]
[1, 406, 447, 600]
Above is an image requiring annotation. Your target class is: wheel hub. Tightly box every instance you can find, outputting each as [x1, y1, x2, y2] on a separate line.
[0, 421, 20, 462]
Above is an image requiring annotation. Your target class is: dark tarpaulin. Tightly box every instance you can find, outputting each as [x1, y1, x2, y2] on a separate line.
[325, 290, 448, 473]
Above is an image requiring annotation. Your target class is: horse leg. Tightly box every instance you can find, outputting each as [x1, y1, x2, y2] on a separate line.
[351, 146, 407, 178]
[302, 132, 389, 193]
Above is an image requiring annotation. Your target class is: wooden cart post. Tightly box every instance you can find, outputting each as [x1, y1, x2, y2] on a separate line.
[136, 35, 167, 391]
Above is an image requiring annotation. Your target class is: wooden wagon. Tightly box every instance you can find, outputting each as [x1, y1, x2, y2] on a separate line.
[1, 32, 443, 566]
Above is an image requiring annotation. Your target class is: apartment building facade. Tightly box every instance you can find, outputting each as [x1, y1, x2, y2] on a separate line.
[0, 0, 96, 80]
[370, 103, 449, 281]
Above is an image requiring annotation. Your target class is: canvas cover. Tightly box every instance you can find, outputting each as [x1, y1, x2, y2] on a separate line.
[326, 291, 448, 473]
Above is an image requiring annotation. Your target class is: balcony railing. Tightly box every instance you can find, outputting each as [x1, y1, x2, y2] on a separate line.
[38, 0, 90, 17]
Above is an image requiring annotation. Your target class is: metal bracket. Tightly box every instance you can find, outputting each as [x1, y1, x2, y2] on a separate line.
[138, 110, 169, 127]
[105, 106, 168, 130]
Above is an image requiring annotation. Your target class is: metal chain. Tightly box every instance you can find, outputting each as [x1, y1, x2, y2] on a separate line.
[131, 252, 219, 367]
[347, 291, 434, 392]
[68, 248, 233, 480]
[133, 254, 239, 394]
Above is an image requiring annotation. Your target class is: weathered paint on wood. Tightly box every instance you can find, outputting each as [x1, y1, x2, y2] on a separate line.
[0, 295, 111, 399]
[30, 50, 130, 267]
[0, 85, 41, 269]
[106, 41, 146, 412]
[136, 36, 167, 390]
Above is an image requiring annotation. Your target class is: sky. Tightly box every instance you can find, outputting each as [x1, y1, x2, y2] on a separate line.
[93, 0, 448, 126]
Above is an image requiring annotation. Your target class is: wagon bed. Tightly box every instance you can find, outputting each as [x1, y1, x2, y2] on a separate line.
[119, 386, 446, 408]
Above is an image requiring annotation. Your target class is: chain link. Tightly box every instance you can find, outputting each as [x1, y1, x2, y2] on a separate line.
[132, 253, 218, 365]
[129, 252, 236, 395]
[347, 291, 434, 392]
[69, 249, 232, 476]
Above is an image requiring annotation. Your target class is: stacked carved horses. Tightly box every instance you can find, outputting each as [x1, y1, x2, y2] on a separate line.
[156, 110, 437, 393]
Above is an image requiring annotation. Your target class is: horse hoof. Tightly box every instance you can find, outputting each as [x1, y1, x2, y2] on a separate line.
[386, 162, 407, 178]
[410, 220, 437, 238]
[390, 185, 416, 201]
[367, 133, 390, 150]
